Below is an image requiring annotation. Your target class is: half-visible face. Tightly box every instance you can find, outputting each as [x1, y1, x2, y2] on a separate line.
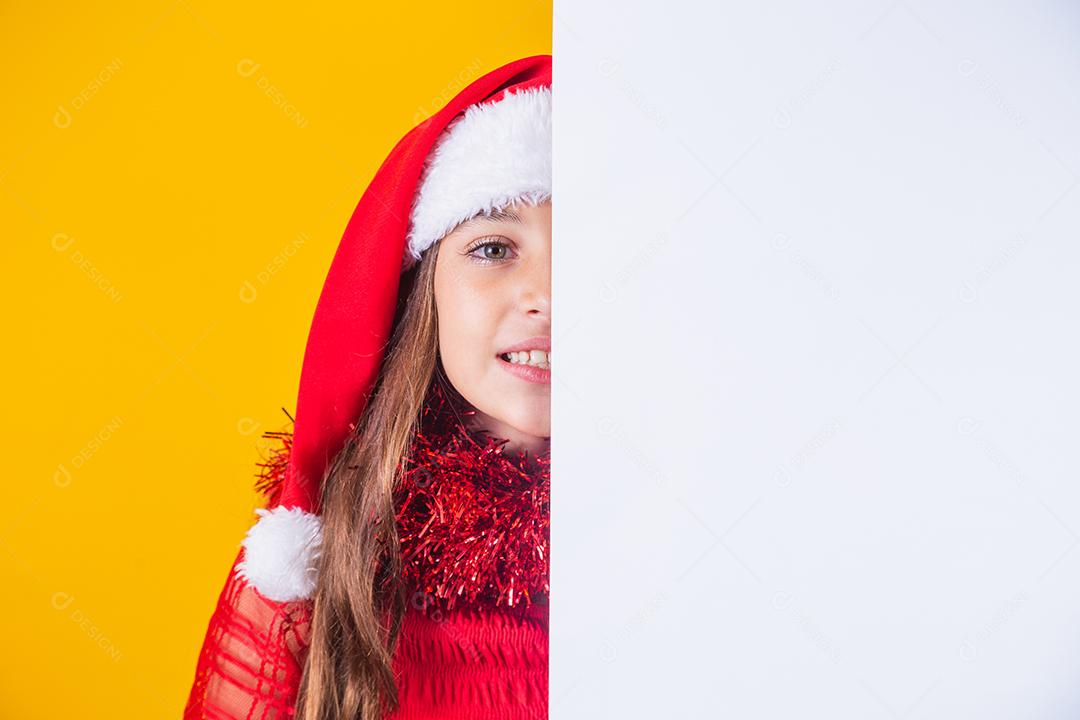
[433, 199, 551, 456]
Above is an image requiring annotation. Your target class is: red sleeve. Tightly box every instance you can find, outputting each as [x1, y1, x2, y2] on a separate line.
[183, 547, 313, 719]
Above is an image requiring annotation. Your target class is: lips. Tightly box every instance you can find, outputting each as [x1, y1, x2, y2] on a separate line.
[497, 354, 551, 384]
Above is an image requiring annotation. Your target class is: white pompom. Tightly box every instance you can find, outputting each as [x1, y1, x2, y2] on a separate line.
[235, 505, 323, 602]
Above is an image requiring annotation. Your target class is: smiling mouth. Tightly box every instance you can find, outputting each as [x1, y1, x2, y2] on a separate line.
[498, 350, 550, 370]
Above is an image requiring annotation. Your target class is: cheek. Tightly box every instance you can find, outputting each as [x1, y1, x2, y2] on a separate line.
[435, 277, 499, 378]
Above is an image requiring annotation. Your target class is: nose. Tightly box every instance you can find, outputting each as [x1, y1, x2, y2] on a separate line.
[521, 247, 551, 318]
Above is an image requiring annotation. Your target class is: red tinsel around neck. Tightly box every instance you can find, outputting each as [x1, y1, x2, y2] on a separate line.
[393, 379, 550, 613]
[253, 380, 550, 613]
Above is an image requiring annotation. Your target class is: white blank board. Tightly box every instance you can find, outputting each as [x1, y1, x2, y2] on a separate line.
[551, 1, 1080, 717]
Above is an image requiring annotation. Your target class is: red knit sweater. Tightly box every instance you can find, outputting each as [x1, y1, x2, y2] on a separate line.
[385, 597, 549, 720]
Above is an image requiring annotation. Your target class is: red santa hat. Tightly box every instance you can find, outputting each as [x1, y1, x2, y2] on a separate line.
[234, 55, 552, 603]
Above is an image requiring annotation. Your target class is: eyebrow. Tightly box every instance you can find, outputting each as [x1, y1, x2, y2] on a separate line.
[455, 207, 526, 232]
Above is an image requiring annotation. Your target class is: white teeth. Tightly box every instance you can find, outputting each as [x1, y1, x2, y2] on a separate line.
[502, 349, 550, 369]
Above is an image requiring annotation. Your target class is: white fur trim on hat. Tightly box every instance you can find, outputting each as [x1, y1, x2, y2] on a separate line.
[234, 505, 323, 602]
[404, 85, 551, 269]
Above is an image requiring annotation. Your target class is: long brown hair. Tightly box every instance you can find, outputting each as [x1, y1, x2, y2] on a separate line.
[294, 240, 455, 719]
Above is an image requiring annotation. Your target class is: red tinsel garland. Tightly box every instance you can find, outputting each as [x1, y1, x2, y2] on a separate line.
[394, 380, 550, 612]
[253, 381, 550, 613]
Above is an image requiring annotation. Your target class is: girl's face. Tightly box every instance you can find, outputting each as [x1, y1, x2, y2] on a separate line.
[433, 199, 551, 456]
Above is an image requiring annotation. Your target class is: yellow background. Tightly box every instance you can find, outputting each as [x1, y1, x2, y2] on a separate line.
[0, 2, 550, 716]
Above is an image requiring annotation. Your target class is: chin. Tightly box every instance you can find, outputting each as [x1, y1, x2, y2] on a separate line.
[512, 402, 551, 436]
[499, 408, 550, 442]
